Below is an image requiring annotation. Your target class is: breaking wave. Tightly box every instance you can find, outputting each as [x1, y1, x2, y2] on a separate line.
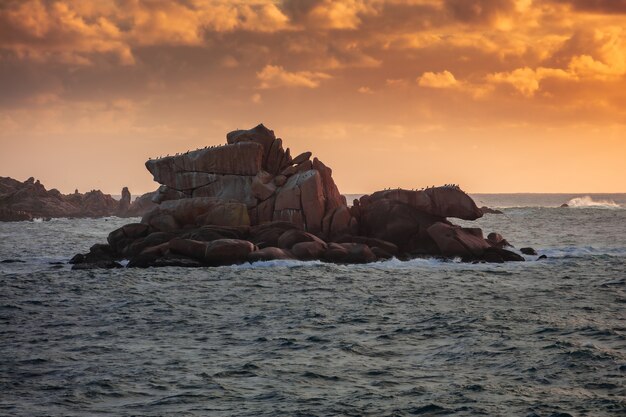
[564, 196, 621, 209]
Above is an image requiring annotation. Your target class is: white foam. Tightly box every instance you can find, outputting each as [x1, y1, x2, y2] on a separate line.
[564, 196, 621, 209]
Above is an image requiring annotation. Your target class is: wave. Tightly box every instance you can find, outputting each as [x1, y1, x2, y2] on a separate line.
[564, 196, 621, 209]
[539, 246, 626, 258]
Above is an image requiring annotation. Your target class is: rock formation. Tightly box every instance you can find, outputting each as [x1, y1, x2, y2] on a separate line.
[0, 177, 154, 221]
[71, 124, 527, 268]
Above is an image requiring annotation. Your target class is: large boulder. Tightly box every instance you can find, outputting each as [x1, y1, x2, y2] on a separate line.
[277, 229, 326, 249]
[117, 187, 131, 214]
[323, 242, 377, 264]
[364, 187, 483, 221]
[145, 142, 264, 186]
[248, 247, 294, 262]
[358, 198, 442, 253]
[426, 222, 491, 258]
[291, 240, 327, 260]
[142, 197, 250, 231]
[274, 170, 325, 233]
[170, 238, 257, 266]
[107, 223, 152, 253]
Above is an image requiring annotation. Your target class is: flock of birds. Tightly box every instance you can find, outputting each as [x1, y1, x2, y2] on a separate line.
[149, 144, 225, 160]
[382, 184, 462, 191]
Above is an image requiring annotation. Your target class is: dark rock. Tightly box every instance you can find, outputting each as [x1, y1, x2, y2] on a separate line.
[520, 247, 538, 255]
[323, 242, 377, 264]
[537, 254, 548, 260]
[1, 259, 25, 263]
[71, 260, 123, 270]
[250, 221, 298, 247]
[427, 222, 490, 258]
[483, 247, 525, 262]
[170, 238, 257, 266]
[371, 246, 394, 260]
[247, 247, 294, 262]
[487, 232, 511, 248]
[480, 206, 503, 215]
[277, 229, 326, 249]
[560, 203, 569, 208]
[0, 176, 121, 220]
[291, 240, 327, 260]
[117, 187, 131, 214]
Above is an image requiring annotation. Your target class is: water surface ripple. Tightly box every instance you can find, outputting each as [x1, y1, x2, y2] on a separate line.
[1, 206, 625, 416]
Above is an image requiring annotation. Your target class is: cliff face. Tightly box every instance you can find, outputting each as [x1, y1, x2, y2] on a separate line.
[0, 177, 153, 221]
[142, 124, 350, 239]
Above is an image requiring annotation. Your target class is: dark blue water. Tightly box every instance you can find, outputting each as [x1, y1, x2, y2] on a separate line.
[1, 196, 625, 416]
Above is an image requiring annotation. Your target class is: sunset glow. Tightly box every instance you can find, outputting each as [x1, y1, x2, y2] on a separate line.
[1, 0, 625, 194]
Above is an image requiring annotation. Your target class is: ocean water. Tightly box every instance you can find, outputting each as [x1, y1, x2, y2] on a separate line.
[1, 195, 625, 416]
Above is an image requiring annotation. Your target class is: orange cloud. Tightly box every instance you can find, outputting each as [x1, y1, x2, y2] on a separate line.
[256, 65, 331, 89]
[417, 70, 458, 88]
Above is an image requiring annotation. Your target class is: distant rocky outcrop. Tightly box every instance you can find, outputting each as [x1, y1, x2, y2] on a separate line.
[480, 206, 504, 215]
[0, 177, 153, 221]
[71, 124, 528, 268]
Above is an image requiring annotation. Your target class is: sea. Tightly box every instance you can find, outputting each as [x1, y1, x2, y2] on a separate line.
[1, 194, 625, 416]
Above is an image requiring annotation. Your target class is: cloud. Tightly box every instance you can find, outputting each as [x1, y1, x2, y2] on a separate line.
[256, 65, 331, 88]
[552, 0, 626, 14]
[0, 0, 292, 66]
[487, 67, 573, 97]
[283, 0, 377, 30]
[357, 86, 374, 94]
[417, 70, 458, 88]
[0, 0, 134, 65]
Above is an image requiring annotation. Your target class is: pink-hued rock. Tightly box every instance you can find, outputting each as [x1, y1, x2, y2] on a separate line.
[274, 170, 325, 233]
[322, 205, 353, 239]
[280, 159, 313, 177]
[251, 172, 277, 201]
[279, 147, 293, 171]
[191, 175, 255, 207]
[365, 187, 483, 221]
[227, 124, 276, 156]
[426, 222, 491, 257]
[274, 175, 287, 187]
[334, 235, 398, 256]
[423, 187, 483, 220]
[358, 198, 442, 252]
[272, 208, 305, 230]
[312, 158, 344, 212]
[0, 176, 125, 220]
[125, 190, 159, 217]
[142, 197, 249, 231]
[117, 187, 131, 213]
[291, 240, 327, 260]
[255, 195, 276, 224]
[202, 239, 257, 265]
[250, 221, 298, 247]
[153, 185, 188, 203]
[145, 142, 263, 185]
[266, 138, 285, 174]
[291, 151, 312, 166]
[277, 229, 326, 249]
[248, 247, 294, 262]
[170, 237, 257, 265]
[323, 242, 377, 264]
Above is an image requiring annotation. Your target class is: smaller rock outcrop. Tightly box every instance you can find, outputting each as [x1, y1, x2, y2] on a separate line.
[0, 177, 156, 221]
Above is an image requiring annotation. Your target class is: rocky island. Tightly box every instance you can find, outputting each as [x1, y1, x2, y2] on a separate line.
[72, 124, 525, 269]
[0, 177, 156, 221]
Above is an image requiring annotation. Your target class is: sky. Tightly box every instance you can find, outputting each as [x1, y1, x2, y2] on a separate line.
[1, 0, 625, 195]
